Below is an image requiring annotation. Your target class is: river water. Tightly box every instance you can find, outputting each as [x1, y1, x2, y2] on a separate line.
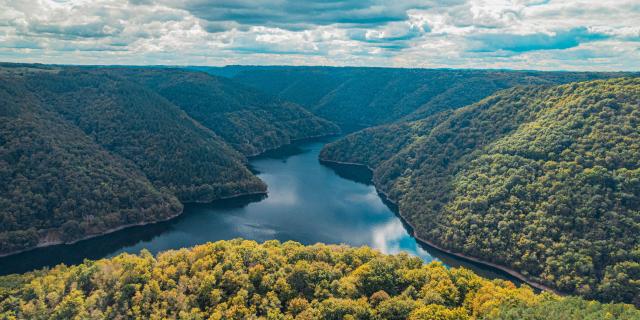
[0, 137, 515, 282]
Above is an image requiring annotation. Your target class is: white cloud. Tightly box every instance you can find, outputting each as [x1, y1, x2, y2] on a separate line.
[0, 0, 638, 70]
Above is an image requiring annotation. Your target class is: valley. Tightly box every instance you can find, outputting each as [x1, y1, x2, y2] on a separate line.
[321, 78, 640, 305]
[0, 137, 516, 286]
[2, 1, 639, 318]
[1, 64, 638, 318]
[0, 64, 337, 256]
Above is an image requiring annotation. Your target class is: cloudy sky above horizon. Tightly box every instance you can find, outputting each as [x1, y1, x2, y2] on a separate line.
[1, 0, 639, 70]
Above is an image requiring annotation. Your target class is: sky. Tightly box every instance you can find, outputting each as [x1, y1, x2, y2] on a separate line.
[1, 0, 639, 70]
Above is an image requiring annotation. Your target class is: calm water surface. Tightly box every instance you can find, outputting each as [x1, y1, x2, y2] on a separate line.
[0, 137, 516, 282]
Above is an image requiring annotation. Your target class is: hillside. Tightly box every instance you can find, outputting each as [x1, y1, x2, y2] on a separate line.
[321, 78, 640, 305]
[0, 63, 339, 256]
[1, 240, 637, 319]
[204, 66, 636, 126]
[0, 71, 182, 256]
[104, 68, 340, 156]
[23, 68, 265, 203]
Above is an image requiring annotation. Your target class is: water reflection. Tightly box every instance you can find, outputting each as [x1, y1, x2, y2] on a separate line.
[0, 194, 265, 275]
[320, 160, 373, 185]
[0, 137, 520, 284]
[372, 219, 436, 262]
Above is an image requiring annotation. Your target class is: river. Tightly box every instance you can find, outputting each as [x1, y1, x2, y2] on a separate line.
[0, 137, 517, 282]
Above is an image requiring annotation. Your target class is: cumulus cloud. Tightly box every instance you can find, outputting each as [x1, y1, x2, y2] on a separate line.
[469, 27, 610, 52]
[166, 0, 439, 30]
[0, 0, 638, 70]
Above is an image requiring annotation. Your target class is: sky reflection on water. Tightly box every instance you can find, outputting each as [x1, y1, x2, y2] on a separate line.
[111, 139, 431, 258]
[0, 137, 516, 283]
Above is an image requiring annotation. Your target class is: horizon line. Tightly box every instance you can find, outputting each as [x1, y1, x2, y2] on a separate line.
[1, 61, 638, 73]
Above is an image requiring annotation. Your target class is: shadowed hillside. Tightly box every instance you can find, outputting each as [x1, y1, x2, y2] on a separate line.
[0, 70, 183, 255]
[104, 68, 339, 156]
[0, 63, 340, 256]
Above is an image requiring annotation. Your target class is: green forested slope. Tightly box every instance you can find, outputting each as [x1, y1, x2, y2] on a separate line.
[0, 73, 182, 255]
[24, 69, 265, 202]
[1, 63, 338, 256]
[211, 66, 635, 126]
[105, 68, 339, 156]
[320, 111, 452, 169]
[321, 78, 640, 305]
[1, 239, 637, 319]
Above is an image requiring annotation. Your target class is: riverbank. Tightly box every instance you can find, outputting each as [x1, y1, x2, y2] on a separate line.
[0, 190, 269, 259]
[245, 131, 343, 158]
[0, 132, 345, 260]
[319, 158, 562, 295]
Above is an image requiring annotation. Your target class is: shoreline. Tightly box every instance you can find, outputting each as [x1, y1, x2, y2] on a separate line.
[245, 131, 342, 158]
[0, 131, 339, 260]
[319, 158, 561, 295]
[5, 134, 559, 296]
[0, 207, 184, 259]
[0, 190, 269, 259]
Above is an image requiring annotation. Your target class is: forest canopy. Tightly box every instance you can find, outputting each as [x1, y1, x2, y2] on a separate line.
[0, 73, 183, 256]
[1, 239, 637, 320]
[101, 68, 339, 156]
[206, 66, 638, 126]
[321, 78, 640, 306]
[0, 63, 338, 256]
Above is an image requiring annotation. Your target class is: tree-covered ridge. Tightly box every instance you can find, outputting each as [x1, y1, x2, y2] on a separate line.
[0, 63, 338, 256]
[319, 111, 452, 169]
[23, 69, 266, 203]
[1, 240, 637, 320]
[103, 68, 340, 156]
[320, 78, 640, 305]
[209, 66, 637, 126]
[0, 75, 181, 255]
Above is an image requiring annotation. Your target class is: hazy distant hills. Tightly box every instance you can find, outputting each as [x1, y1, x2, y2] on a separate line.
[0, 64, 337, 255]
[321, 78, 640, 305]
[104, 68, 339, 156]
[201, 66, 638, 126]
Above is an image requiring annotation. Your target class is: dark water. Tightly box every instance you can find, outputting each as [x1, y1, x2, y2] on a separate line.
[0, 137, 518, 283]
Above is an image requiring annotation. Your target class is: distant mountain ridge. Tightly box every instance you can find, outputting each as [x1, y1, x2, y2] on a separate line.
[0, 63, 338, 256]
[199, 65, 638, 126]
[106, 68, 339, 156]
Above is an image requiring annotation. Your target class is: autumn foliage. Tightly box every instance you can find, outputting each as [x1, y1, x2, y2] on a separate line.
[1, 240, 637, 319]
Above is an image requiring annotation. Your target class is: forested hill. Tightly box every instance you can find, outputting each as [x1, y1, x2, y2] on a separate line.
[23, 68, 264, 203]
[0, 73, 183, 257]
[321, 78, 640, 306]
[200, 66, 637, 126]
[1, 240, 638, 319]
[102, 68, 339, 156]
[0, 63, 338, 256]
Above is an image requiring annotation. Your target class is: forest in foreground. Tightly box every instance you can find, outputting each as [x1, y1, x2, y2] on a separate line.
[321, 78, 640, 306]
[1, 239, 638, 320]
